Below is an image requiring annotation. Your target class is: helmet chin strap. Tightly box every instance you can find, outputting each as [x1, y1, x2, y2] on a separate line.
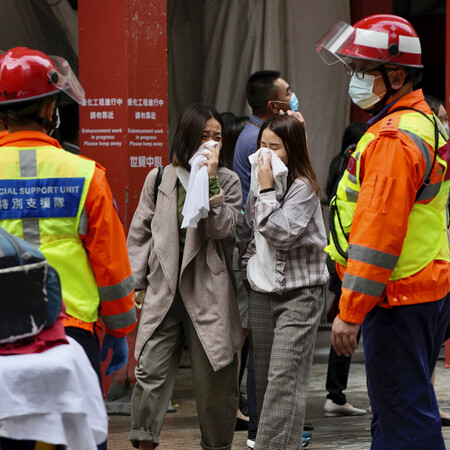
[366, 65, 412, 116]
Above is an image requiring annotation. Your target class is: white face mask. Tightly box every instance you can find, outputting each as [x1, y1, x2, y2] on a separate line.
[348, 73, 386, 110]
[443, 121, 449, 136]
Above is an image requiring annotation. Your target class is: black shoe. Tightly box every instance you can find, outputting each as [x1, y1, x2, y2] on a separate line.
[303, 422, 314, 431]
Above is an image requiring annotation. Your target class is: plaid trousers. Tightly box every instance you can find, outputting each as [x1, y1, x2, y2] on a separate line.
[249, 285, 325, 450]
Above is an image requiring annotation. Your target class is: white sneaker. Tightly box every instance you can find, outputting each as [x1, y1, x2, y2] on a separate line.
[247, 438, 255, 449]
[324, 399, 367, 417]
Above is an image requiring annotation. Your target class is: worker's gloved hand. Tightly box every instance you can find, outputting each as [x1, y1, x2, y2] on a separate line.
[100, 334, 129, 376]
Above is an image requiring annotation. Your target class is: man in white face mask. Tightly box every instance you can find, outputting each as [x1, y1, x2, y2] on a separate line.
[316, 14, 450, 450]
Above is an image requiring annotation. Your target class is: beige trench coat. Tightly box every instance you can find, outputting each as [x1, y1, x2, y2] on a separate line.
[127, 164, 243, 372]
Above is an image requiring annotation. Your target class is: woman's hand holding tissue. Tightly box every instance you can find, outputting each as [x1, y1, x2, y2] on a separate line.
[257, 151, 275, 190]
[200, 142, 220, 178]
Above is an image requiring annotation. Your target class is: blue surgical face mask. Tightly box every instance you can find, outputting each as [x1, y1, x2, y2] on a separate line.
[348, 73, 386, 110]
[273, 92, 299, 112]
[289, 92, 299, 111]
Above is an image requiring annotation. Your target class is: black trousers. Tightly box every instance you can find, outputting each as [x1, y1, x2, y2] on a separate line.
[325, 328, 361, 404]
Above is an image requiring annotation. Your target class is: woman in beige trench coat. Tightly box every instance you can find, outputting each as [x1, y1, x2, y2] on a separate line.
[127, 104, 243, 450]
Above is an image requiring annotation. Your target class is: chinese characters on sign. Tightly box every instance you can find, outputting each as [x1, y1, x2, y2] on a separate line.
[81, 97, 166, 170]
[129, 155, 163, 168]
[0, 178, 84, 219]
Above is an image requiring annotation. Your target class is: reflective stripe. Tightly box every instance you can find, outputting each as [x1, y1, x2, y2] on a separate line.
[348, 172, 357, 184]
[416, 182, 442, 202]
[343, 272, 386, 298]
[99, 273, 134, 302]
[346, 186, 359, 202]
[349, 244, 398, 270]
[78, 207, 88, 235]
[435, 116, 448, 140]
[23, 219, 40, 248]
[20, 150, 37, 177]
[20, 150, 40, 248]
[399, 130, 432, 185]
[102, 308, 136, 330]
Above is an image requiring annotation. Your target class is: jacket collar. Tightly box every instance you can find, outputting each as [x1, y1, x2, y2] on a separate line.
[0, 130, 62, 149]
[368, 89, 428, 127]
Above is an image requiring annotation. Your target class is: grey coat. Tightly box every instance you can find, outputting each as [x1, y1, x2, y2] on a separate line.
[127, 164, 243, 371]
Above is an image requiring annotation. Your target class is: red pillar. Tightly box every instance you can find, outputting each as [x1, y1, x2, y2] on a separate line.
[78, 0, 168, 395]
[78, 0, 168, 230]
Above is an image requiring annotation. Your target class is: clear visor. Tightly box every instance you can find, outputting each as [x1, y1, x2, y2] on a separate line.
[316, 20, 400, 71]
[48, 55, 85, 104]
[315, 20, 355, 66]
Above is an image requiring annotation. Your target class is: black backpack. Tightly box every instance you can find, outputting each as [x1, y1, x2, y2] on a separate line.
[0, 227, 62, 344]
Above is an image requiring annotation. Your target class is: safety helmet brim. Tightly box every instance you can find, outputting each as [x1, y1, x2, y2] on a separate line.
[315, 17, 423, 69]
[49, 55, 85, 105]
[0, 48, 85, 106]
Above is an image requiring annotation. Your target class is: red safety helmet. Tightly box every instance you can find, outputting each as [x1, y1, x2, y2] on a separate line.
[0, 47, 84, 106]
[316, 14, 422, 69]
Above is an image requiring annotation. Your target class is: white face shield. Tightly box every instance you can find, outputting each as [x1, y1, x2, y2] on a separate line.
[315, 20, 404, 72]
[315, 20, 355, 66]
[48, 55, 85, 104]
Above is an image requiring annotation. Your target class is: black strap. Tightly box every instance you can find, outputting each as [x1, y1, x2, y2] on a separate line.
[154, 166, 165, 205]
[329, 197, 349, 259]
[387, 106, 439, 200]
[328, 105, 441, 261]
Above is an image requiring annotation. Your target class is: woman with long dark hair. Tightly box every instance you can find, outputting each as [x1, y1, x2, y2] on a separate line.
[127, 104, 243, 450]
[240, 115, 329, 449]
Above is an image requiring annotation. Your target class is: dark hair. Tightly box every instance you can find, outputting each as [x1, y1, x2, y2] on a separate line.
[246, 70, 281, 116]
[325, 121, 368, 199]
[0, 95, 58, 130]
[405, 68, 423, 88]
[257, 115, 321, 198]
[424, 95, 444, 116]
[220, 112, 237, 131]
[170, 103, 224, 171]
[221, 114, 249, 170]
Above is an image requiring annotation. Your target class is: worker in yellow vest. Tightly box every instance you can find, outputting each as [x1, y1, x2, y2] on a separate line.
[0, 48, 136, 450]
[316, 15, 450, 449]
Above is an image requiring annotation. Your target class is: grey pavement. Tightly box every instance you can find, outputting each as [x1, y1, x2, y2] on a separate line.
[108, 327, 450, 449]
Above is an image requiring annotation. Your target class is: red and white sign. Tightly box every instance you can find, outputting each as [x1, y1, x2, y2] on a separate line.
[78, 0, 168, 230]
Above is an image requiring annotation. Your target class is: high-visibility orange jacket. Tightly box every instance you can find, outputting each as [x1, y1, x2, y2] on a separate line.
[337, 90, 450, 324]
[0, 131, 136, 337]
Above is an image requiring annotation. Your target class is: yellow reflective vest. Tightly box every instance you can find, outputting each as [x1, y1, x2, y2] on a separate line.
[0, 145, 101, 323]
[327, 109, 450, 281]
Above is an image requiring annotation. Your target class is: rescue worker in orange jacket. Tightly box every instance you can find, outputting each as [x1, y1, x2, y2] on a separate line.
[317, 15, 450, 449]
[0, 48, 136, 392]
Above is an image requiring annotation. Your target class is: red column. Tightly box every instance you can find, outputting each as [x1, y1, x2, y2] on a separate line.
[78, 0, 168, 230]
[78, 0, 168, 395]
[350, 0, 393, 23]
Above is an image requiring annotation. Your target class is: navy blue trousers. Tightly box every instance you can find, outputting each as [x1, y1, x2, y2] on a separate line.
[362, 293, 450, 450]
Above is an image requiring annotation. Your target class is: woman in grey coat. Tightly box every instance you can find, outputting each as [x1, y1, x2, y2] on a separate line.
[127, 104, 243, 450]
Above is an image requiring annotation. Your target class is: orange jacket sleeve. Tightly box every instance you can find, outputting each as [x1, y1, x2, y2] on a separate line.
[81, 164, 136, 337]
[338, 129, 426, 324]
